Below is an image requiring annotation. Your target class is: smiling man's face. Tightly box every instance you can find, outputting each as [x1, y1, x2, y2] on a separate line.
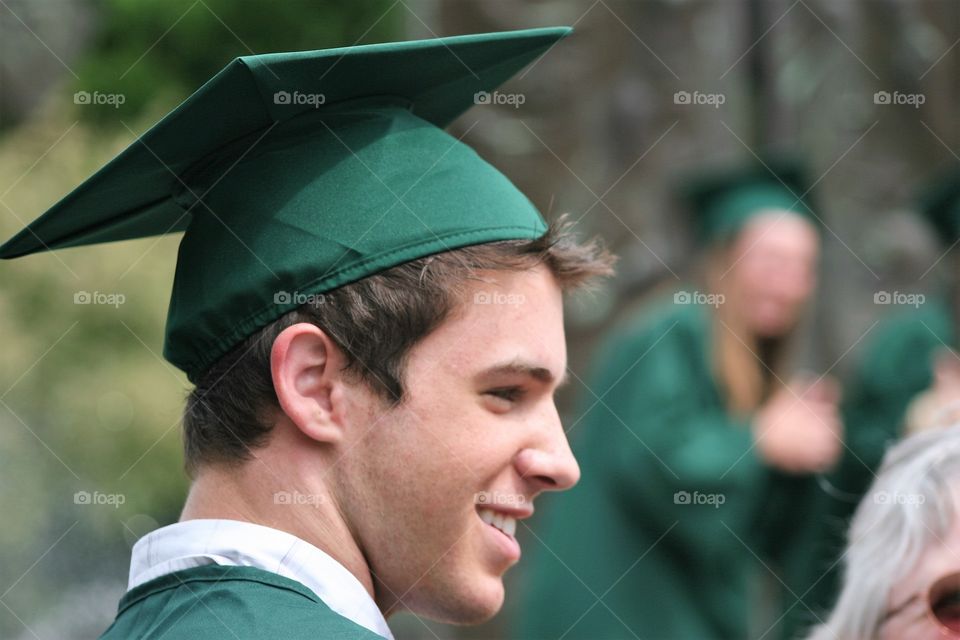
[338, 263, 579, 623]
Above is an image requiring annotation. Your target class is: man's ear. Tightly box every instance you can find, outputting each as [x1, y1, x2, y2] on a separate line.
[270, 323, 348, 444]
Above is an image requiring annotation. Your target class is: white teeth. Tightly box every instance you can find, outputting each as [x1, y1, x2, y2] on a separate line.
[477, 508, 517, 537]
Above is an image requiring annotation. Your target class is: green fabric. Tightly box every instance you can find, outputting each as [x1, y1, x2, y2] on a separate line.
[785, 298, 956, 630]
[680, 158, 818, 245]
[99, 565, 384, 639]
[0, 27, 570, 381]
[841, 298, 953, 489]
[516, 300, 817, 640]
[918, 169, 960, 245]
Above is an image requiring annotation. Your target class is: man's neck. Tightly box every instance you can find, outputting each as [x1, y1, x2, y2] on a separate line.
[179, 463, 378, 605]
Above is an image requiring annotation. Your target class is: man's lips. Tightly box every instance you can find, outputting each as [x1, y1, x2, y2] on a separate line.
[473, 501, 534, 520]
[476, 506, 524, 562]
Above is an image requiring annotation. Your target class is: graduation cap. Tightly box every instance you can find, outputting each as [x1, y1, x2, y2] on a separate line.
[1, 27, 570, 382]
[679, 157, 819, 245]
[917, 168, 960, 246]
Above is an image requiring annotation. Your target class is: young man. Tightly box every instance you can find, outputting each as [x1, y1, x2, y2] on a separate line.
[1, 28, 613, 638]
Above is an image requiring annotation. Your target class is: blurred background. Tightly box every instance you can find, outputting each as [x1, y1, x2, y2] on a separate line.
[0, 0, 957, 638]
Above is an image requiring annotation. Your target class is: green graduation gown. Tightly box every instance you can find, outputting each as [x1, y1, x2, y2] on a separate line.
[517, 300, 817, 640]
[99, 565, 385, 639]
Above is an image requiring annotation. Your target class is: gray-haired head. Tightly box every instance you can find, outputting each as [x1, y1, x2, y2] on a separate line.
[807, 425, 960, 640]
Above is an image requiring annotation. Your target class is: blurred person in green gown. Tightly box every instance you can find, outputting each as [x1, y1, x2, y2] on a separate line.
[839, 169, 960, 487]
[516, 159, 843, 639]
[792, 169, 960, 635]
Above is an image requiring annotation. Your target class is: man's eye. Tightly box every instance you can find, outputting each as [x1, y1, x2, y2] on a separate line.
[486, 387, 525, 402]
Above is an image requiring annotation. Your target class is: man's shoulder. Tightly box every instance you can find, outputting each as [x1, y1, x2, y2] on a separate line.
[99, 565, 384, 639]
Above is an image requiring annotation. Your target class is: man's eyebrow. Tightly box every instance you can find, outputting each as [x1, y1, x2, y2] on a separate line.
[478, 360, 570, 388]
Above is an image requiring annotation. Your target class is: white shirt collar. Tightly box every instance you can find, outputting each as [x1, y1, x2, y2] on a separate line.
[128, 518, 393, 639]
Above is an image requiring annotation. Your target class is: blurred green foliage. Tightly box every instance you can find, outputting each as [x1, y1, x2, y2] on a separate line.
[75, 0, 403, 124]
[0, 2, 401, 637]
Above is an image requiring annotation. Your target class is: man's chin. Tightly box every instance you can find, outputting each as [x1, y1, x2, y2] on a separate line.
[458, 585, 505, 625]
[416, 574, 506, 626]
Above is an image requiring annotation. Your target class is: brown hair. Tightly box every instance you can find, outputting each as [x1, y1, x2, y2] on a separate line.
[182, 216, 614, 473]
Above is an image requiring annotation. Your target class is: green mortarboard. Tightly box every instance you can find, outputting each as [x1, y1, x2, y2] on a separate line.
[0, 27, 570, 382]
[917, 169, 960, 246]
[679, 157, 818, 245]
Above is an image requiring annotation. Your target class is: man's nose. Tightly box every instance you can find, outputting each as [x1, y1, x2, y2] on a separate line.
[514, 422, 581, 493]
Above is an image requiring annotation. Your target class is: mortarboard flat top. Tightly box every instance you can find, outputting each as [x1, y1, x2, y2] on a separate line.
[1, 27, 572, 381]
